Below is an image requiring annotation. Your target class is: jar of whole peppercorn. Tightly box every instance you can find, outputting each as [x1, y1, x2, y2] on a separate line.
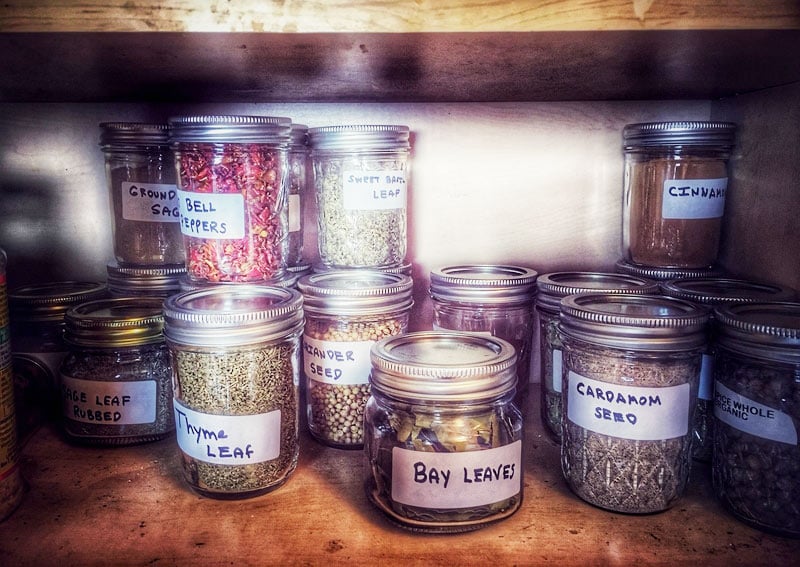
[297, 270, 413, 448]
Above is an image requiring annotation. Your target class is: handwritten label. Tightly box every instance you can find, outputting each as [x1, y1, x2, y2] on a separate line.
[288, 193, 301, 233]
[61, 375, 156, 425]
[302, 335, 372, 385]
[121, 182, 180, 223]
[177, 189, 245, 239]
[391, 440, 522, 508]
[714, 381, 797, 445]
[662, 177, 727, 219]
[342, 170, 406, 210]
[173, 399, 281, 464]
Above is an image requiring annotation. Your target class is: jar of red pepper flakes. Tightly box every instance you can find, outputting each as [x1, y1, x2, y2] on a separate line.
[169, 115, 292, 283]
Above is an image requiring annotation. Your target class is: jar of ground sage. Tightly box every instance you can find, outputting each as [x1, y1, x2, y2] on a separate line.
[297, 270, 413, 449]
[622, 121, 736, 269]
[59, 297, 174, 446]
[535, 272, 658, 443]
[559, 293, 709, 513]
[308, 124, 410, 269]
[106, 261, 186, 298]
[163, 285, 303, 499]
[287, 123, 308, 267]
[711, 301, 800, 538]
[365, 331, 524, 533]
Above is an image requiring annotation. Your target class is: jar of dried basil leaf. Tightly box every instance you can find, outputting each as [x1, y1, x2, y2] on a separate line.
[711, 301, 800, 538]
[298, 270, 413, 449]
[365, 331, 524, 533]
[163, 285, 303, 499]
[559, 293, 709, 514]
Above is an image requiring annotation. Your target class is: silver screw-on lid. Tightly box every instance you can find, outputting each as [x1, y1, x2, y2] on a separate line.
[661, 277, 796, 306]
[99, 122, 170, 147]
[64, 296, 165, 348]
[430, 264, 538, 305]
[298, 270, 413, 316]
[623, 121, 736, 147]
[10, 281, 109, 322]
[715, 301, 800, 363]
[536, 271, 658, 312]
[168, 115, 292, 144]
[308, 124, 410, 151]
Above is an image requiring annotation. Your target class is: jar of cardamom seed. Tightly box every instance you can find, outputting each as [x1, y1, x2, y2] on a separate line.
[365, 331, 524, 533]
[106, 261, 186, 298]
[622, 121, 736, 269]
[535, 272, 658, 443]
[163, 285, 303, 499]
[559, 293, 709, 513]
[308, 124, 410, 269]
[711, 301, 800, 538]
[297, 270, 413, 449]
[59, 297, 174, 446]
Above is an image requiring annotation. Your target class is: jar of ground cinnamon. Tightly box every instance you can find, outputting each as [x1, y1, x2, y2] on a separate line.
[622, 121, 736, 269]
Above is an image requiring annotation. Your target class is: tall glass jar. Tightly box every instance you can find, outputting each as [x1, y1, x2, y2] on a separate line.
[169, 115, 292, 283]
[163, 286, 304, 499]
[559, 293, 709, 513]
[59, 297, 174, 446]
[365, 331, 524, 533]
[308, 124, 410, 269]
[430, 264, 538, 398]
[297, 270, 413, 449]
[99, 122, 184, 266]
[106, 261, 186, 298]
[622, 121, 736, 269]
[711, 301, 800, 538]
[287, 123, 308, 267]
[535, 272, 658, 442]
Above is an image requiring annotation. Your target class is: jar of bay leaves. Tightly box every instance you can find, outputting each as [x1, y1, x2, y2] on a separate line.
[163, 285, 303, 499]
[297, 270, 413, 449]
[365, 331, 524, 533]
[559, 293, 709, 513]
[308, 124, 410, 269]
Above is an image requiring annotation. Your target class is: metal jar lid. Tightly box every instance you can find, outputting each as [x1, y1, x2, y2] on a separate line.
[64, 297, 165, 348]
[168, 115, 292, 144]
[99, 122, 170, 148]
[308, 124, 410, 152]
[107, 261, 186, 297]
[429, 264, 538, 305]
[163, 285, 303, 347]
[559, 293, 710, 351]
[536, 271, 658, 313]
[660, 277, 796, 306]
[714, 301, 800, 363]
[9, 281, 108, 323]
[369, 331, 517, 403]
[623, 121, 736, 148]
[298, 271, 413, 316]
[312, 261, 413, 277]
[615, 258, 724, 281]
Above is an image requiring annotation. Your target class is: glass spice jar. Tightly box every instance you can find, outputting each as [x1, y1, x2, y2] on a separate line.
[308, 124, 410, 269]
[365, 331, 524, 533]
[535, 272, 658, 443]
[711, 301, 800, 538]
[622, 121, 736, 269]
[169, 115, 292, 283]
[99, 122, 185, 266]
[106, 260, 186, 298]
[430, 264, 538, 398]
[287, 123, 308, 267]
[660, 277, 796, 462]
[59, 297, 174, 446]
[559, 293, 709, 513]
[297, 270, 413, 449]
[163, 285, 304, 499]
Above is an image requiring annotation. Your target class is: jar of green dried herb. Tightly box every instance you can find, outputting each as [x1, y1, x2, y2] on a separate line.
[163, 285, 304, 499]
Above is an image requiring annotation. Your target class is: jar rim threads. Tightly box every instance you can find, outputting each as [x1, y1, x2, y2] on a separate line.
[623, 121, 736, 148]
[308, 124, 410, 151]
[168, 115, 292, 144]
[64, 296, 165, 348]
[430, 264, 538, 305]
[298, 270, 413, 316]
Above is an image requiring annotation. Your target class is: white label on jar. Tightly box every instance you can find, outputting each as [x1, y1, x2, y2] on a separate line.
[60, 375, 156, 425]
[391, 440, 522, 509]
[698, 353, 714, 400]
[661, 177, 727, 220]
[177, 189, 245, 239]
[566, 372, 690, 440]
[552, 348, 563, 393]
[288, 194, 301, 232]
[342, 170, 406, 210]
[121, 182, 180, 223]
[714, 381, 797, 445]
[173, 399, 282, 464]
[302, 334, 372, 385]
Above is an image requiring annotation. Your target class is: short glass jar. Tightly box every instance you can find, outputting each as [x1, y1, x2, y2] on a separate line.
[99, 122, 184, 266]
[365, 331, 524, 533]
[535, 272, 658, 443]
[711, 301, 800, 538]
[430, 264, 538, 397]
[622, 121, 736, 269]
[169, 115, 292, 283]
[287, 123, 308, 267]
[297, 270, 413, 449]
[106, 261, 186, 298]
[59, 297, 174, 446]
[559, 293, 709, 513]
[163, 286, 304, 499]
[308, 124, 410, 269]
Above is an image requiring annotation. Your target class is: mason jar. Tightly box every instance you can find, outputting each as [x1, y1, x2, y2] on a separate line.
[711, 301, 800, 538]
[106, 261, 186, 298]
[535, 272, 658, 442]
[660, 277, 796, 462]
[59, 297, 174, 446]
[169, 115, 292, 283]
[99, 122, 184, 266]
[622, 121, 736, 269]
[297, 270, 413, 449]
[559, 293, 709, 513]
[163, 285, 303, 499]
[287, 123, 308, 267]
[308, 124, 410, 269]
[365, 331, 524, 533]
